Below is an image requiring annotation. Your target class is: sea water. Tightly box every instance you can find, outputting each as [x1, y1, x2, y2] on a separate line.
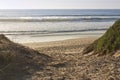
[0, 9, 119, 43]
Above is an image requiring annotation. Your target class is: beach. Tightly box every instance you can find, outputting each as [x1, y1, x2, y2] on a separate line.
[23, 37, 98, 54]
[23, 37, 99, 79]
[0, 9, 118, 43]
[0, 9, 120, 80]
[0, 31, 120, 80]
[22, 37, 120, 80]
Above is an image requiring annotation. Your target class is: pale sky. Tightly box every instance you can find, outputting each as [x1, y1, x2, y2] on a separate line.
[0, 0, 120, 9]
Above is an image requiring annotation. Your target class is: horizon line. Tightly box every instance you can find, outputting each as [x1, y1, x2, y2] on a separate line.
[0, 8, 120, 10]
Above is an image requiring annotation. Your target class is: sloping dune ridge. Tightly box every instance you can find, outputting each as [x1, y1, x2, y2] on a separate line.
[83, 19, 120, 56]
[0, 34, 52, 80]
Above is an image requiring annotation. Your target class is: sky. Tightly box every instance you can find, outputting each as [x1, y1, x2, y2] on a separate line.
[0, 0, 120, 9]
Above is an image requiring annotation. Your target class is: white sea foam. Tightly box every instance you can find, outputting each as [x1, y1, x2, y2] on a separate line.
[0, 9, 119, 43]
[0, 15, 119, 22]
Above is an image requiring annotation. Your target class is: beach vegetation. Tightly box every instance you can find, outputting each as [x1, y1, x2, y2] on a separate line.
[83, 19, 120, 56]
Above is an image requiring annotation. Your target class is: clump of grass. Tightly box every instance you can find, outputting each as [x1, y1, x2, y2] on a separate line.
[83, 19, 120, 56]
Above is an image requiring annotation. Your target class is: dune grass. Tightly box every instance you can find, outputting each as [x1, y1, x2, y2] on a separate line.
[83, 19, 120, 55]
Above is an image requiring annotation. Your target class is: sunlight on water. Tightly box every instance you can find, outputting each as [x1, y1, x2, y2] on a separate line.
[0, 9, 119, 43]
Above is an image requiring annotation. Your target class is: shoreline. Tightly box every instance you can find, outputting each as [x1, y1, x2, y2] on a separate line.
[7, 33, 103, 43]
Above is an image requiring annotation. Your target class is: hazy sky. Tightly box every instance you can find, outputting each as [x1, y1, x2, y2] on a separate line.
[0, 0, 120, 9]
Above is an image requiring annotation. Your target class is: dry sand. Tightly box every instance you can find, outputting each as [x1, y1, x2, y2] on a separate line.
[23, 37, 97, 54]
[23, 37, 120, 80]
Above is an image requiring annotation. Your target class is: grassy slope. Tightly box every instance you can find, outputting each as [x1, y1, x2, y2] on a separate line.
[83, 19, 120, 55]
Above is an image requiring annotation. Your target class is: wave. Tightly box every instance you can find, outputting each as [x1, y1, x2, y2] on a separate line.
[0, 28, 108, 35]
[0, 16, 119, 22]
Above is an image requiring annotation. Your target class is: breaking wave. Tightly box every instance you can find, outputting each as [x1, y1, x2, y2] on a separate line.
[0, 16, 119, 22]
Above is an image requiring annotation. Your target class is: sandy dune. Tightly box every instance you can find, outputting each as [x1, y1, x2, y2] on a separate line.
[22, 37, 120, 80]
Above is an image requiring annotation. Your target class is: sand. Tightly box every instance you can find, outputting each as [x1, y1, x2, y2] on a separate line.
[23, 37, 120, 80]
[23, 37, 97, 54]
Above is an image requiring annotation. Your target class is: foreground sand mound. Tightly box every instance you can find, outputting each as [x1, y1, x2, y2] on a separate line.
[83, 19, 120, 56]
[0, 35, 52, 80]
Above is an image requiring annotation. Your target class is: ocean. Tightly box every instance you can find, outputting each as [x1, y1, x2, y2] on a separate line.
[0, 9, 119, 43]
